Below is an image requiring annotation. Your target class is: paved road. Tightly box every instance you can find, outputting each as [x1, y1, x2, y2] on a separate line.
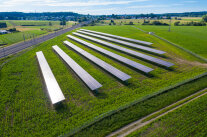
[0, 21, 90, 58]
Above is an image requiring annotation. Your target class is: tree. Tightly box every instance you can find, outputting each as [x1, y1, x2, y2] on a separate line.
[174, 21, 180, 26]
[202, 15, 207, 22]
[49, 22, 52, 26]
[0, 22, 7, 28]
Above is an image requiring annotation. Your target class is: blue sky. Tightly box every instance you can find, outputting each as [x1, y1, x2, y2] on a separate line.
[0, 0, 206, 15]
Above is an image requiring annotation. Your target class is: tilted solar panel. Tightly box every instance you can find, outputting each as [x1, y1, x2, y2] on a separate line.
[63, 41, 131, 81]
[36, 51, 65, 105]
[67, 35, 154, 73]
[52, 45, 102, 91]
[73, 32, 174, 68]
[77, 30, 165, 55]
[80, 28, 153, 46]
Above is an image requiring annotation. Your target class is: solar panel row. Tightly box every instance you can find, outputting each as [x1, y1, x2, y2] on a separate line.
[53, 45, 102, 91]
[80, 28, 153, 46]
[77, 30, 165, 55]
[67, 35, 153, 73]
[63, 40, 132, 81]
[73, 32, 174, 68]
[36, 51, 65, 105]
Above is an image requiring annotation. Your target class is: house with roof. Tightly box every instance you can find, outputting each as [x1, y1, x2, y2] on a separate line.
[0, 30, 8, 34]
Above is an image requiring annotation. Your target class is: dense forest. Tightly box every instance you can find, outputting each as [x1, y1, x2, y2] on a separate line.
[0, 12, 84, 20]
[0, 11, 206, 21]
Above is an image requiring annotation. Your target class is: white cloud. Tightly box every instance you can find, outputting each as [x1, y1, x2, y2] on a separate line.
[43, 0, 149, 7]
[184, 1, 197, 3]
[0, 0, 149, 7]
[129, 3, 183, 9]
[129, 4, 168, 8]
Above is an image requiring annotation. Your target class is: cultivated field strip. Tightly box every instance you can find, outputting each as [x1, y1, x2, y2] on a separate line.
[52, 45, 102, 91]
[77, 30, 165, 55]
[80, 28, 153, 46]
[67, 35, 153, 73]
[72, 32, 174, 68]
[63, 40, 131, 81]
[36, 51, 65, 104]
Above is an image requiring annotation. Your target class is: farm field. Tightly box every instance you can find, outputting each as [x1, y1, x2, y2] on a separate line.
[0, 30, 47, 46]
[181, 17, 202, 21]
[0, 20, 76, 46]
[0, 25, 207, 137]
[137, 25, 207, 58]
[0, 20, 75, 27]
[102, 18, 203, 26]
[127, 89, 207, 137]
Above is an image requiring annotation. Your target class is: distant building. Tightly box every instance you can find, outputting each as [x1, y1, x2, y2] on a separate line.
[0, 30, 8, 34]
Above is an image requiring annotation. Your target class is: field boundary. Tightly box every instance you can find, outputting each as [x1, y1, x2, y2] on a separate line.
[62, 71, 207, 137]
[152, 33, 207, 62]
[132, 26, 207, 63]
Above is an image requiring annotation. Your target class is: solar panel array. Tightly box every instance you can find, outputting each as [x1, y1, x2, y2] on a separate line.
[36, 51, 65, 105]
[53, 45, 102, 91]
[80, 28, 153, 46]
[36, 27, 175, 99]
[67, 35, 153, 73]
[77, 30, 165, 55]
[63, 40, 131, 81]
[73, 32, 174, 68]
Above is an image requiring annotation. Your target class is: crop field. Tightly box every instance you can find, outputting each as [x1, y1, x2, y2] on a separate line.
[136, 25, 207, 58]
[0, 20, 76, 46]
[0, 30, 47, 45]
[0, 20, 76, 27]
[127, 89, 207, 137]
[102, 18, 202, 26]
[181, 17, 202, 21]
[0, 25, 207, 136]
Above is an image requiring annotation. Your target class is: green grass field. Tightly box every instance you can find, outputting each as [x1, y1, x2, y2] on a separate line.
[127, 89, 207, 137]
[136, 25, 207, 58]
[0, 30, 47, 45]
[0, 20, 76, 46]
[0, 20, 76, 27]
[0, 25, 207, 136]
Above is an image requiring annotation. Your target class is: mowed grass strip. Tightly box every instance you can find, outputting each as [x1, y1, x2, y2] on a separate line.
[0, 25, 206, 136]
[136, 25, 207, 58]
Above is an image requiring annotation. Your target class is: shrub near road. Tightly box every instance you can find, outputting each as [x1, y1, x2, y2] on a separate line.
[0, 25, 206, 136]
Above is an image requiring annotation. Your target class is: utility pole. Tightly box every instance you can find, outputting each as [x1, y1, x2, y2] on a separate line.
[0, 45, 5, 57]
[168, 17, 172, 32]
[23, 33, 25, 42]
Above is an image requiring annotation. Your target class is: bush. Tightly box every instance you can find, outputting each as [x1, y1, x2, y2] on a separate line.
[202, 14, 207, 22]
[124, 21, 134, 25]
[0, 22, 7, 28]
[174, 21, 180, 26]
[177, 21, 206, 26]
[142, 21, 169, 26]
[7, 28, 19, 32]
